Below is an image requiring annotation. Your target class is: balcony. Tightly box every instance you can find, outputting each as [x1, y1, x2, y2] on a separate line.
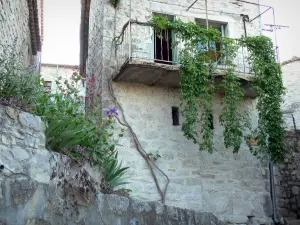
[113, 21, 256, 98]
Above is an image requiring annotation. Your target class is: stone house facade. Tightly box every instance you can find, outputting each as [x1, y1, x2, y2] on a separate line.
[281, 57, 300, 129]
[0, 0, 42, 69]
[41, 63, 85, 95]
[80, 0, 277, 224]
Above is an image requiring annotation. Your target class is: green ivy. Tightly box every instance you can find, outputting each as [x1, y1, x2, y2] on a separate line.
[241, 37, 286, 163]
[110, 0, 120, 8]
[152, 16, 287, 163]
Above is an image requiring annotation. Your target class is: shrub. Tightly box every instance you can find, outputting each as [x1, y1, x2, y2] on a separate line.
[34, 72, 129, 187]
[0, 44, 43, 111]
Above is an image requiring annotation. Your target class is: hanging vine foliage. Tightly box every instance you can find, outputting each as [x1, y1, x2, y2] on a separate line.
[241, 37, 286, 163]
[151, 16, 287, 163]
[110, 0, 120, 8]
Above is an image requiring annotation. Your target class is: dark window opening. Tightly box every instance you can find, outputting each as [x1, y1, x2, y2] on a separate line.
[154, 14, 174, 65]
[196, 19, 227, 63]
[0, 165, 4, 172]
[172, 107, 180, 126]
[209, 113, 214, 130]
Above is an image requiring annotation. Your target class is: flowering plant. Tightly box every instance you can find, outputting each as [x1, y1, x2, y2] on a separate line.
[0, 43, 43, 111]
[35, 72, 128, 187]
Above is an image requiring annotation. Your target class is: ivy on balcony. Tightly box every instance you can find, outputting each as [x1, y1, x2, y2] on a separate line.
[151, 16, 286, 163]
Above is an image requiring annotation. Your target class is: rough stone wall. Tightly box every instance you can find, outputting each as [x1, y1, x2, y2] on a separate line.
[41, 65, 85, 96]
[85, 0, 273, 224]
[113, 83, 272, 225]
[86, 0, 273, 224]
[0, 105, 226, 225]
[0, 0, 32, 65]
[275, 132, 300, 222]
[282, 61, 300, 129]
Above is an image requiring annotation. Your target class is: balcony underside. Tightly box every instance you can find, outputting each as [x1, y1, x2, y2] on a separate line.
[113, 60, 257, 98]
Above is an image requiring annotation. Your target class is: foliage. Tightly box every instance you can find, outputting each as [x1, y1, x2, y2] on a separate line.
[147, 151, 161, 162]
[0, 43, 43, 111]
[109, 0, 120, 7]
[102, 152, 129, 187]
[241, 37, 287, 163]
[34, 73, 129, 187]
[151, 16, 287, 163]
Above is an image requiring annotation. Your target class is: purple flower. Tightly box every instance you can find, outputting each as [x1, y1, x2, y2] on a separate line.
[106, 107, 118, 117]
[0, 97, 18, 107]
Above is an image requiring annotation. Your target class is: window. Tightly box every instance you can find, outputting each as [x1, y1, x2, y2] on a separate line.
[154, 14, 174, 65]
[43, 81, 52, 93]
[196, 19, 227, 63]
[172, 107, 180, 126]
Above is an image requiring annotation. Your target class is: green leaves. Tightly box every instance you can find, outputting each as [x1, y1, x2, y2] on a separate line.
[152, 17, 287, 163]
[0, 44, 43, 111]
[35, 75, 129, 187]
[219, 73, 250, 153]
[102, 152, 129, 187]
[241, 36, 287, 163]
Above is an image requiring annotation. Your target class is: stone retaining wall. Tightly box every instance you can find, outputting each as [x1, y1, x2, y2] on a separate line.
[275, 131, 300, 222]
[0, 105, 227, 225]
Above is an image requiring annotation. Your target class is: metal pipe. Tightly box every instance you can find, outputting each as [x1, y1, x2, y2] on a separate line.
[205, 0, 209, 29]
[129, 0, 132, 60]
[167, 30, 170, 61]
[186, 0, 198, 11]
[258, 0, 262, 35]
[129, 21, 132, 60]
[272, 7, 279, 62]
[269, 162, 280, 224]
[161, 29, 163, 60]
[250, 7, 271, 23]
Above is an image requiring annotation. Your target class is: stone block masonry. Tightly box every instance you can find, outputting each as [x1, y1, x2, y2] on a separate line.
[0, 105, 227, 225]
[113, 83, 273, 225]
[85, 0, 274, 224]
[0, 0, 32, 65]
[275, 131, 300, 223]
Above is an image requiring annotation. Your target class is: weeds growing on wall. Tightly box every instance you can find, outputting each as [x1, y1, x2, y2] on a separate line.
[151, 16, 287, 163]
[0, 43, 128, 188]
[34, 73, 129, 187]
[109, 0, 120, 8]
[0, 43, 43, 111]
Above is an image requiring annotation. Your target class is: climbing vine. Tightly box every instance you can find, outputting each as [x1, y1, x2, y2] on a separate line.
[151, 16, 287, 163]
[241, 37, 286, 163]
[109, 0, 120, 8]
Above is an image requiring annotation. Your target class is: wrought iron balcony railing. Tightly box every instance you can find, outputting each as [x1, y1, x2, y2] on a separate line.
[115, 20, 254, 75]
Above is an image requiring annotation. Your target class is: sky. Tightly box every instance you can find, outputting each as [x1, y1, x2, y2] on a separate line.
[259, 0, 300, 62]
[41, 0, 300, 65]
[42, 0, 81, 65]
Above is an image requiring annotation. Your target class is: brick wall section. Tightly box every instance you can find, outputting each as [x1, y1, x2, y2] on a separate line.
[0, 0, 32, 65]
[86, 1, 274, 224]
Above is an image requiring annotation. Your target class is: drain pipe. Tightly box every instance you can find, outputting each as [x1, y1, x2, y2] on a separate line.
[269, 161, 280, 224]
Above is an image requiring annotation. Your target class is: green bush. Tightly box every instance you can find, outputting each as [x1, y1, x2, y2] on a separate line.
[34, 73, 129, 187]
[0, 44, 43, 111]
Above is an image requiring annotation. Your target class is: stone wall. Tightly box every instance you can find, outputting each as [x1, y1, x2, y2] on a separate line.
[0, 0, 32, 65]
[113, 83, 272, 225]
[281, 60, 300, 129]
[85, 0, 274, 224]
[41, 64, 85, 96]
[0, 105, 226, 225]
[275, 131, 300, 222]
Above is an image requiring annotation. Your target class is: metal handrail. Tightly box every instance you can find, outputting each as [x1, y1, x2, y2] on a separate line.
[115, 21, 253, 74]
